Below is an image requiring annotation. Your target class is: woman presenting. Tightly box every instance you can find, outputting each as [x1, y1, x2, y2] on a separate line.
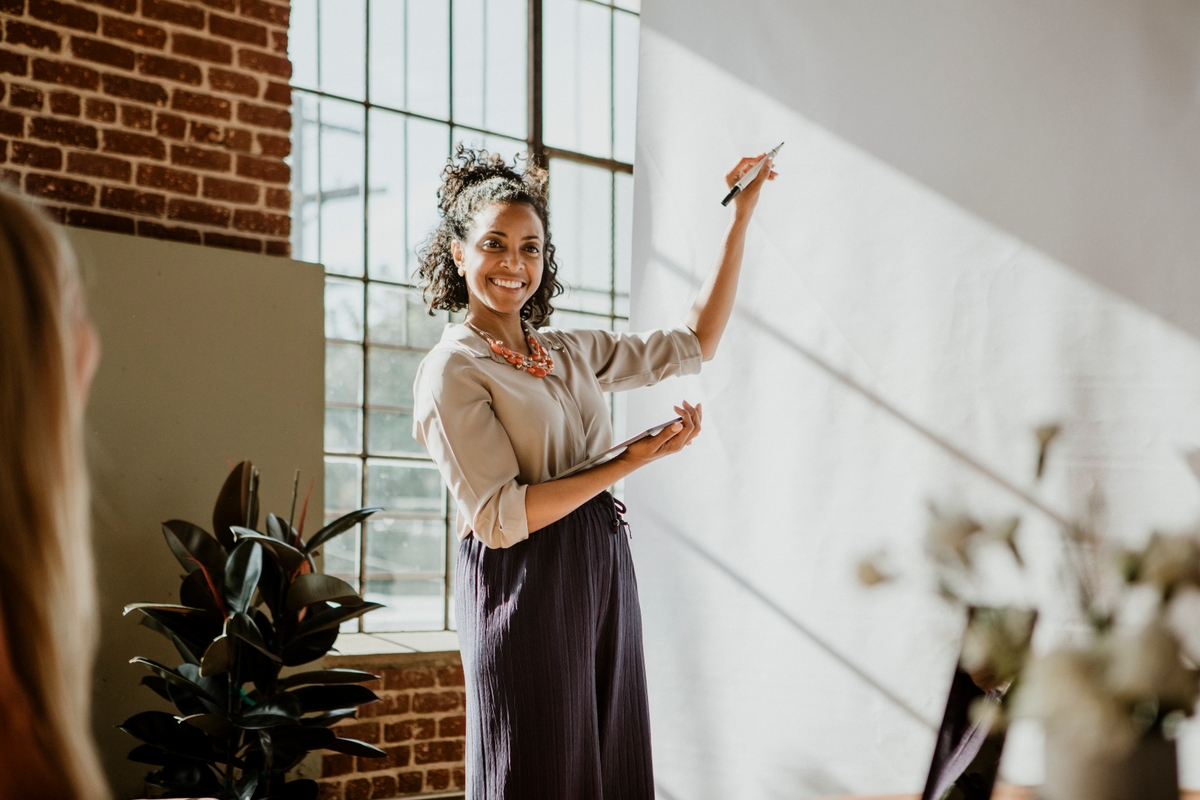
[413, 146, 774, 799]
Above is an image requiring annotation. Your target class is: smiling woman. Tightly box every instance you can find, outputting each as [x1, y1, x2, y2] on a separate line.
[409, 145, 774, 798]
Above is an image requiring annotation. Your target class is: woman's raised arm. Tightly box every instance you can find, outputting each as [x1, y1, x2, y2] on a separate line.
[686, 155, 776, 361]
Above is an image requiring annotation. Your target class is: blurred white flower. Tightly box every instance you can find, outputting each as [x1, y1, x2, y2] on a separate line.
[1103, 621, 1199, 712]
[925, 506, 982, 569]
[856, 556, 892, 587]
[1016, 648, 1140, 758]
[1136, 533, 1200, 597]
[960, 607, 1036, 692]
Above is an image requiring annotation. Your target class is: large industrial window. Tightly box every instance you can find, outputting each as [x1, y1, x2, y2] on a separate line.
[289, 0, 640, 632]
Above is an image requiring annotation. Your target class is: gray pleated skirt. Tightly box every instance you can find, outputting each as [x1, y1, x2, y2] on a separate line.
[455, 492, 654, 800]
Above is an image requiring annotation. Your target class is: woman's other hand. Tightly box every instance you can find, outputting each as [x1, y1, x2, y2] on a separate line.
[726, 154, 777, 218]
[620, 401, 702, 468]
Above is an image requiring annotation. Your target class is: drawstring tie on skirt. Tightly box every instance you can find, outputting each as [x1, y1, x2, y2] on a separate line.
[612, 497, 632, 540]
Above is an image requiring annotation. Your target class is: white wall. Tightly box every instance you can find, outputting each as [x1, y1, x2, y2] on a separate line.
[626, 2, 1200, 797]
[75, 228, 324, 798]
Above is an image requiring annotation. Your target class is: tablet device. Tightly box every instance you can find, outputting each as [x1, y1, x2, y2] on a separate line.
[555, 417, 684, 479]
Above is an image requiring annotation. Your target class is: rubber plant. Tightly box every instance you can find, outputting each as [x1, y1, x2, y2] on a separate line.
[121, 461, 386, 799]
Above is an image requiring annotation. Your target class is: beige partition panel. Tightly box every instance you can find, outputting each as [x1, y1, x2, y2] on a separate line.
[71, 228, 324, 798]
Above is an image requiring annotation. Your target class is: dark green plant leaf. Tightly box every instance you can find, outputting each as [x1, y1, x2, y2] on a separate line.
[281, 624, 340, 667]
[140, 675, 172, 703]
[285, 573, 364, 612]
[231, 529, 306, 575]
[200, 635, 230, 677]
[131, 657, 221, 706]
[127, 743, 172, 766]
[138, 615, 202, 665]
[303, 508, 382, 554]
[175, 663, 230, 716]
[145, 760, 222, 796]
[258, 555, 284, 618]
[276, 778, 320, 800]
[324, 737, 386, 759]
[266, 513, 297, 544]
[276, 669, 379, 690]
[165, 678, 208, 717]
[161, 520, 228, 583]
[299, 708, 358, 727]
[228, 612, 282, 662]
[293, 602, 383, 639]
[180, 568, 224, 615]
[271, 725, 334, 749]
[118, 710, 217, 760]
[241, 692, 302, 728]
[213, 461, 258, 551]
[181, 713, 234, 737]
[240, 622, 282, 697]
[235, 768, 259, 800]
[126, 604, 223, 653]
[224, 539, 263, 616]
[290, 684, 379, 713]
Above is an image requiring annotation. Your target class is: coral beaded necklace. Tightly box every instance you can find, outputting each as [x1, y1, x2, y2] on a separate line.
[465, 321, 555, 378]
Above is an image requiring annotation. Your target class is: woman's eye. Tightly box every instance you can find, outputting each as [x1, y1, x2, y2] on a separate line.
[482, 239, 501, 248]
[524, 246, 540, 255]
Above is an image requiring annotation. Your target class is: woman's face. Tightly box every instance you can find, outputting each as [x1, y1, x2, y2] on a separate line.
[452, 201, 545, 320]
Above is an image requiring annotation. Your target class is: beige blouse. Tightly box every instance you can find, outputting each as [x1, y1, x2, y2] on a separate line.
[412, 322, 703, 549]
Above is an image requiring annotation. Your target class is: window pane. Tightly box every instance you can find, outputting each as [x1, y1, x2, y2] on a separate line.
[365, 459, 443, 512]
[369, 0, 406, 109]
[320, 518, 359, 583]
[614, 170, 633, 295]
[452, 0, 485, 129]
[550, 158, 613, 296]
[367, 283, 409, 346]
[326, 342, 363, 404]
[367, 347, 423, 409]
[447, 502, 458, 631]
[368, 410, 425, 457]
[291, 93, 320, 263]
[290, 0, 318, 91]
[549, 309, 612, 330]
[325, 456, 362, 512]
[544, 0, 612, 158]
[485, 0, 528, 139]
[407, 118, 450, 278]
[319, 0, 365, 100]
[319, 99, 365, 277]
[325, 277, 364, 341]
[325, 407, 362, 453]
[613, 10, 638, 163]
[366, 518, 445, 574]
[363, 578, 445, 631]
[407, 0, 450, 119]
[555, 287, 611, 315]
[409, 292, 445, 348]
[368, 108, 407, 282]
[613, 0, 639, 10]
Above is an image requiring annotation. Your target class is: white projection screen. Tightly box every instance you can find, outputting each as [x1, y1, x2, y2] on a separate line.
[624, 1, 1200, 797]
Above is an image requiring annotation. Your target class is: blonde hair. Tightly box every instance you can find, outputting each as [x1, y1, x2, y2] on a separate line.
[0, 187, 109, 800]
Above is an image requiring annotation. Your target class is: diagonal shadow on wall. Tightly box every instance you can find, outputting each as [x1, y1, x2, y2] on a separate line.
[642, 507, 939, 733]
[650, 249, 1075, 534]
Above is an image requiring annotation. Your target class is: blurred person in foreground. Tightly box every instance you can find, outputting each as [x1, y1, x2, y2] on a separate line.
[0, 187, 108, 800]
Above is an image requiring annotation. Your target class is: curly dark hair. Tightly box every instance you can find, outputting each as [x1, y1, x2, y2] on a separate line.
[417, 145, 561, 326]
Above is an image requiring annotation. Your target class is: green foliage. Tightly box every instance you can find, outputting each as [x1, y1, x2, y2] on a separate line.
[122, 462, 384, 800]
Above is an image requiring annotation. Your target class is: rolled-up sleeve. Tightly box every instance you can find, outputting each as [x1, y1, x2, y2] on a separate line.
[553, 325, 703, 392]
[412, 350, 529, 549]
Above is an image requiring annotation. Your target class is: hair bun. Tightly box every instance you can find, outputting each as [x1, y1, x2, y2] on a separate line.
[438, 145, 530, 215]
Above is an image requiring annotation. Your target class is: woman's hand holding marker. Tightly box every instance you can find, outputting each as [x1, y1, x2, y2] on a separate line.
[620, 401, 703, 467]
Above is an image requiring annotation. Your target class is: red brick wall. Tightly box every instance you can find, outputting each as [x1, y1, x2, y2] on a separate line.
[0, 0, 292, 256]
[321, 652, 467, 799]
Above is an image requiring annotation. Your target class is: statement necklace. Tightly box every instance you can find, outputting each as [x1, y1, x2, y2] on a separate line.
[466, 321, 555, 378]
